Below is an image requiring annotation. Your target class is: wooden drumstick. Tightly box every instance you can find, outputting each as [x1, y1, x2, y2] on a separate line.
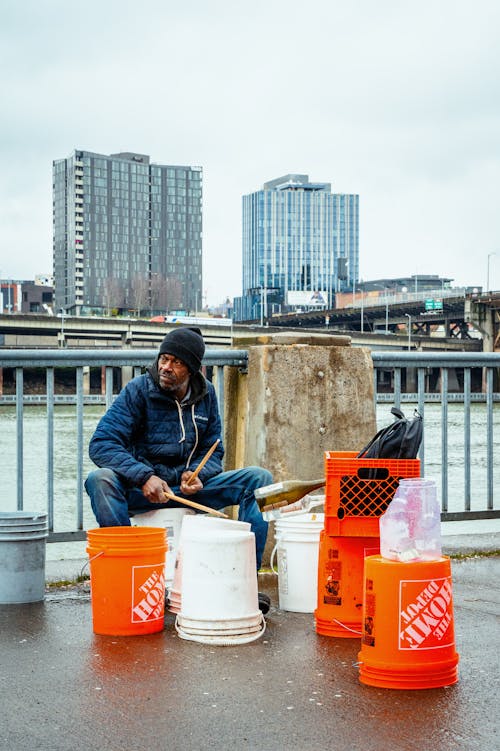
[163, 490, 228, 518]
[185, 439, 221, 486]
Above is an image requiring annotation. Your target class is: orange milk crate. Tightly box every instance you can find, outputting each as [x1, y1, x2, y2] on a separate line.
[324, 451, 420, 537]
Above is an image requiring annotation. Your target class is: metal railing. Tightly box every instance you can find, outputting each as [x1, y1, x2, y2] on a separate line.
[0, 348, 498, 542]
[0, 349, 247, 542]
[372, 351, 499, 521]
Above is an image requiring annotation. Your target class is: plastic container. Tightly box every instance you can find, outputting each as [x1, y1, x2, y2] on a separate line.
[379, 478, 441, 562]
[86, 526, 167, 636]
[358, 554, 459, 689]
[270, 513, 324, 612]
[0, 512, 48, 604]
[324, 451, 420, 536]
[315, 531, 380, 638]
[176, 527, 265, 645]
[167, 515, 251, 614]
[131, 507, 194, 584]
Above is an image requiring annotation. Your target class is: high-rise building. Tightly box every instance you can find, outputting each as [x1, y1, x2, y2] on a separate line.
[53, 150, 202, 315]
[234, 174, 359, 321]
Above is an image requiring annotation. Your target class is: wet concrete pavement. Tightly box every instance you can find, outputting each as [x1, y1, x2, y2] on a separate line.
[0, 547, 499, 751]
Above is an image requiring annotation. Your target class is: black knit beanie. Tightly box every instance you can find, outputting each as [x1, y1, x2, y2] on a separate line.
[158, 327, 205, 373]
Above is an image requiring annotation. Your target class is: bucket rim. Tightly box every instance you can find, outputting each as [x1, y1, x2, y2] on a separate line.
[182, 516, 251, 528]
[177, 611, 262, 627]
[0, 512, 47, 521]
[87, 525, 167, 534]
[87, 527, 167, 545]
[131, 508, 195, 522]
[364, 553, 450, 567]
[176, 621, 263, 636]
[275, 513, 325, 525]
[0, 525, 48, 529]
[182, 529, 254, 543]
[86, 545, 167, 558]
[275, 533, 322, 542]
[0, 531, 48, 540]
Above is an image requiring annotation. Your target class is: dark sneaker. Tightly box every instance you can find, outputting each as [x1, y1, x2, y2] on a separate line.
[258, 592, 271, 615]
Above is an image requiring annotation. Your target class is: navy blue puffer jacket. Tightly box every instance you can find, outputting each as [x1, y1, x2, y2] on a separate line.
[89, 367, 224, 489]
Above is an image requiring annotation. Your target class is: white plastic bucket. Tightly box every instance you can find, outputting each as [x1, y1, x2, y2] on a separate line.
[0, 512, 48, 604]
[131, 508, 194, 585]
[271, 513, 324, 613]
[167, 515, 251, 613]
[181, 530, 258, 620]
[175, 525, 265, 645]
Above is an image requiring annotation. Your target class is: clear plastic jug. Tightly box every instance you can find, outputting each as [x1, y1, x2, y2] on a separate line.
[379, 478, 442, 562]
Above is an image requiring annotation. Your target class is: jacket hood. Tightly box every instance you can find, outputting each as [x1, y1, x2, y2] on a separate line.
[147, 362, 208, 405]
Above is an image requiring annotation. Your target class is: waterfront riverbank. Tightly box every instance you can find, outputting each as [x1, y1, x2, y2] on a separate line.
[0, 402, 498, 559]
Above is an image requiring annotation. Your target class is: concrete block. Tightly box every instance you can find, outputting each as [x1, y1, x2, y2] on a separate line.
[244, 343, 376, 479]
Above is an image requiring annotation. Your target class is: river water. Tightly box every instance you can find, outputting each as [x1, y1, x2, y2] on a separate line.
[0, 403, 498, 560]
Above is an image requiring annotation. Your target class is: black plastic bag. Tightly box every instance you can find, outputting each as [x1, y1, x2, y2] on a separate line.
[357, 407, 423, 460]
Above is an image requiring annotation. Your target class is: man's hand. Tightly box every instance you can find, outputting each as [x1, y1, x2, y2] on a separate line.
[141, 475, 172, 504]
[180, 471, 203, 495]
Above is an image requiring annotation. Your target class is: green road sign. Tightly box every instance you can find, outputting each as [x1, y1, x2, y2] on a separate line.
[424, 298, 443, 311]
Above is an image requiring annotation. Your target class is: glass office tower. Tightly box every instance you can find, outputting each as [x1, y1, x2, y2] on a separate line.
[53, 150, 202, 315]
[235, 174, 358, 321]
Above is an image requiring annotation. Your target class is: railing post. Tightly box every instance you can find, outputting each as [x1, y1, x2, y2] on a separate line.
[76, 367, 84, 530]
[486, 367, 494, 510]
[16, 367, 23, 510]
[47, 367, 55, 530]
[82, 365, 90, 395]
[464, 368, 471, 511]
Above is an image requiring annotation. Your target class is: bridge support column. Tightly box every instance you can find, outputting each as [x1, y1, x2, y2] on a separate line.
[121, 366, 133, 388]
[465, 298, 499, 391]
[465, 299, 496, 352]
[82, 366, 90, 395]
[406, 367, 418, 392]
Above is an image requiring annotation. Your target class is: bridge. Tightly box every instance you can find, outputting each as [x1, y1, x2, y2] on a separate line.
[0, 314, 236, 349]
[1, 290, 500, 352]
[0, 311, 485, 352]
[265, 290, 500, 351]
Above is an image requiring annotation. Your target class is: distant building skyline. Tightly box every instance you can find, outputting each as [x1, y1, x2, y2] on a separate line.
[0, 279, 53, 314]
[52, 150, 203, 315]
[235, 174, 359, 321]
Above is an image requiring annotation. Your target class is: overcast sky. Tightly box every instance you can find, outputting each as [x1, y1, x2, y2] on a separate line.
[1, 0, 499, 305]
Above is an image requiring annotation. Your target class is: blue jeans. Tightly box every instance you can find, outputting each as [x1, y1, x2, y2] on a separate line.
[84, 466, 272, 570]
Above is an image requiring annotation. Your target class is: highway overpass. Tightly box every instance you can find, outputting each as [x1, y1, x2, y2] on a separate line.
[263, 291, 500, 352]
[0, 312, 483, 352]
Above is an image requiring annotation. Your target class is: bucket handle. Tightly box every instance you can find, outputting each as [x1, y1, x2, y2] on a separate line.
[80, 550, 104, 578]
[330, 618, 362, 636]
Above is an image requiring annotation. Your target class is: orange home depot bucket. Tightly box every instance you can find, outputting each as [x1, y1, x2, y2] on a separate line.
[315, 532, 380, 637]
[358, 555, 459, 689]
[86, 527, 168, 636]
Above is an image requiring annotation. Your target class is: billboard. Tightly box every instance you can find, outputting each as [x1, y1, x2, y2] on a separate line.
[286, 290, 328, 308]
